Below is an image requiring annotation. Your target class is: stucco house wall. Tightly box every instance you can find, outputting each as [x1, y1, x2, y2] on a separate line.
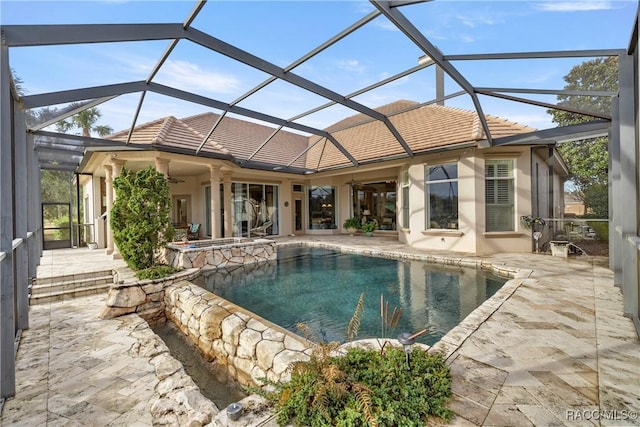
[395, 145, 552, 254]
[78, 103, 566, 255]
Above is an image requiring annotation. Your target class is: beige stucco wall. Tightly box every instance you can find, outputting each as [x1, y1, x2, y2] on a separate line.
[81, 145, 564, 255]
[397, 146, 537, 254]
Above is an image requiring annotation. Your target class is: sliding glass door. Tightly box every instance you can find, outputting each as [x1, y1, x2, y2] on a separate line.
[204, 182, 279, 237]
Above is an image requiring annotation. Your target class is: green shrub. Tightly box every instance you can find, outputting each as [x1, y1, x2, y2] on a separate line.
[362, 221, 376, 233]
[51, 215, 73, 240]
[586, 221, 608, 241]
[262, 345, 453, 426]
[343, 217, 361, 230]
[111, 166, 174, 270]
[135, 265, 181, 280]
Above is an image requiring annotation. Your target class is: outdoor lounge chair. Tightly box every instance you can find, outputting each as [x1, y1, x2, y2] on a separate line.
[187, 223, 200, 240]
[250, 220, 272, 237]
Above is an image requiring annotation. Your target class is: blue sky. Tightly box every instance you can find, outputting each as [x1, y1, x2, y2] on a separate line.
[1, 0, 637, 135]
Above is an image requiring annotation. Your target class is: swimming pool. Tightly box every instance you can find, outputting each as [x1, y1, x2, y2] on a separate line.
[194, 246, 507, 345]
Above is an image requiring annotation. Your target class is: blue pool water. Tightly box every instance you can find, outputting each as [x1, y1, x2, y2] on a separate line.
[194, 246, 506, 345]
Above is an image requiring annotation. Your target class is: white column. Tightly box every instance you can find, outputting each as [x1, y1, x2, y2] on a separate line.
[104, 164, 114, 255]
[210, 165, 222, 238]
[223, 173, 233, 237]
[155, 157, 169, 177]
[110, 159, 125, 259]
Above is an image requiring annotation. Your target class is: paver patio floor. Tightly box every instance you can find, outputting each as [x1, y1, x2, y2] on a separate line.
[1, 236, 638, 426]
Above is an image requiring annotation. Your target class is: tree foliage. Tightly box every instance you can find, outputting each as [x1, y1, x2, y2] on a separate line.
[548, 57, 617, 217]
[40, 170, 73, 203]
[56, 102, 113, 137]
[111, 166, 174, 270]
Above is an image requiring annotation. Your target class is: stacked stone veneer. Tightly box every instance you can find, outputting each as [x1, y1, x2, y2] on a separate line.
[162, 238, 277, 269]
[164, 280, 312, 386]
[100, 269, 198, 323]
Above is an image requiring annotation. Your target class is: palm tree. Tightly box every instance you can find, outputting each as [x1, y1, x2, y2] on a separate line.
[56, 103, 113, 137]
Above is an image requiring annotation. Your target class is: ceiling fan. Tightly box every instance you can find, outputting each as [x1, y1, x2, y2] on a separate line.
[167, 175, 185, 184]
[344, 174, 363, 188]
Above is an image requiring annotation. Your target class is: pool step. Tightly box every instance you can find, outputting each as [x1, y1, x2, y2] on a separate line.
[30, 270, 114, 305]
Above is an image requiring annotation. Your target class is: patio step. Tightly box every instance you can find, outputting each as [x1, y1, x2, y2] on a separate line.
[30, 270, 114, 305]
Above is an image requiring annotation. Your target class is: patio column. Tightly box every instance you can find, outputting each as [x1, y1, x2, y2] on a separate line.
[104, 164, 114, 255]
[111, 159, 125, 259]
[209, 165, 222, 239]
[155, 157, 169, 177]
[223, 172, 232, 237]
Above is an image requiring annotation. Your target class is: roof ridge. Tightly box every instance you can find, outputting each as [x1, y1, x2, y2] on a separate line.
[180, 111, 218, 123]
[108, 115, 172, 139]
[180, 112, 235, 154]
[485, 112, 537, 132]
[152, 116, 177, 144]
[471, 114, 485, 140]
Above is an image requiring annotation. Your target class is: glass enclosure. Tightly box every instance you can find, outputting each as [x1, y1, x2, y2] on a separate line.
[309, 186, 336, 229]
[425, 164, 459, 229]
[232, 182, 278, 237]
[351, 181, 397, 230]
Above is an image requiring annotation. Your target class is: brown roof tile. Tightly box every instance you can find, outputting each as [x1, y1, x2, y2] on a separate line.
[108, 101, 536, 172]
[182, 113, 309, 168]
[305, 102, 536, 169]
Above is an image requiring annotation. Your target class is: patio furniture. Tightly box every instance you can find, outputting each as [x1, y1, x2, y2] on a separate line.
[250, 220, 272, 237]
[187, 223, 200, 240]
[173, 226, 188, 242]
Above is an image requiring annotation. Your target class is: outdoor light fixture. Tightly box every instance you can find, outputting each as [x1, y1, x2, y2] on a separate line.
[397, 332, 416, 370]
[397, 329, 428, 370]
[227, 402, 243, 421]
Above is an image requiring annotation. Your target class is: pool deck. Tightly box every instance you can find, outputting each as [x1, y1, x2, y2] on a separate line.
[1, 235, 639, 426]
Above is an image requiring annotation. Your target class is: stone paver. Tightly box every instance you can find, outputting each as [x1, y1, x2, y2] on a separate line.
[1, 294, 157, 426]
[1, 237, 639, 426]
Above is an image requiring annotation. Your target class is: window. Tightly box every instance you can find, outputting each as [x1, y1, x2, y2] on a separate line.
[485, 159, 515, 232]
[351, 181, 397, 230]
[309, 186, 336, 229]
[401, 171, 409, 228]
[230, 183, 279, 237]
[172, 195, 190, 226]
[425, 163, 458, 229]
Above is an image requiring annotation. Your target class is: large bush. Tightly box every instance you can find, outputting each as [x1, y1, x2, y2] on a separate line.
[262, 343, 453, 426]
[111, 166, 174, 270]
[586, 220, 609, 242]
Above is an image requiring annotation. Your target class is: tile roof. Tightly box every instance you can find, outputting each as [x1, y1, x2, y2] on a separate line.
[107, 116, 229, 155]
[106, 100, 536, 172]
[182, 113, 309, 169]
[306, 101, 537, 170]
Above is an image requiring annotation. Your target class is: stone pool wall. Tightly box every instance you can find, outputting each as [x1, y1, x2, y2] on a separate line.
[162, 238, 277, 270]
[164, 280, 312, 387]
[100, 269, 199, 323]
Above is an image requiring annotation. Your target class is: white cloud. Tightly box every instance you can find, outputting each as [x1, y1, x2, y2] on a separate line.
[459, 34, 476, 43]
[535, 1, 614, 12]
[96, 51, 242, 96]
[156, 60, 241, 94]
[337, 59, 366, 73]
[373, 20, 400, 32]
[456, 14, 495, 28]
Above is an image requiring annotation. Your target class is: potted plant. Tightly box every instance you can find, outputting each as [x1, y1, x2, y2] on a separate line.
[343, 217, 361, 235]
[362, 221, 376, 236]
